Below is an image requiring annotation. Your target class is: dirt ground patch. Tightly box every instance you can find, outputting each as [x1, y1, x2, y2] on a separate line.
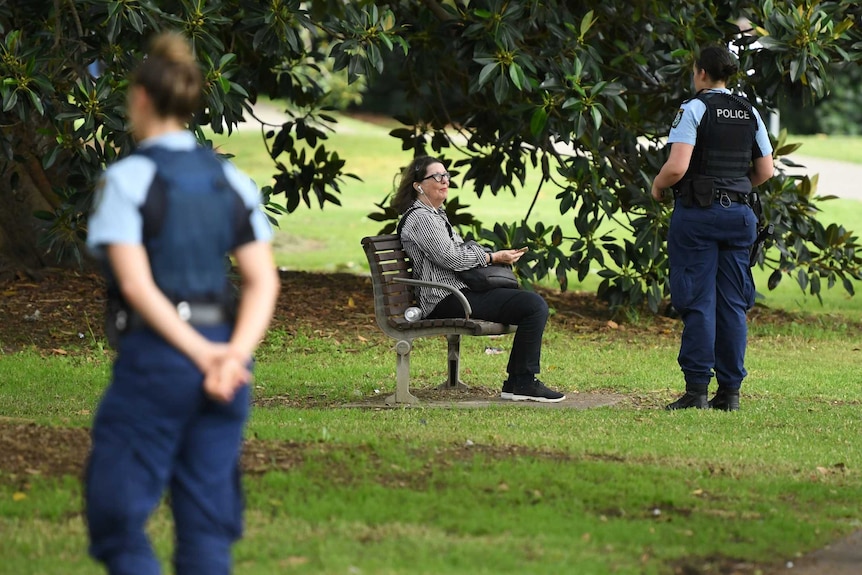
[0, 267, 648, 353]
[2, 265, 825, 353]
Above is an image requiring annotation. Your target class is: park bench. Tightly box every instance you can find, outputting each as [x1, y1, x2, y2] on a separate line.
[361, 234, 516, 405]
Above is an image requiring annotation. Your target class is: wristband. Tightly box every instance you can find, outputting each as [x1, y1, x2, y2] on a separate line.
[489, 252, 493, 264]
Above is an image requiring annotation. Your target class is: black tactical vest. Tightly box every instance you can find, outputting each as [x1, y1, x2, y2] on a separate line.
[105, 146, 253, 307]
[138, 145, 253, 302]
[680, 91, 758, 194]
[102, 145, 254, 346]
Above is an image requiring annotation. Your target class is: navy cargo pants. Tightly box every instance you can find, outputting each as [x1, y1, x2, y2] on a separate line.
[85, 325, 249, 575]
[667, 198, 757, 390]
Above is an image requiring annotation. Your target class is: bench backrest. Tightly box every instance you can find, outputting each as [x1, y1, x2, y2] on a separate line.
[361, 234, 417, 332]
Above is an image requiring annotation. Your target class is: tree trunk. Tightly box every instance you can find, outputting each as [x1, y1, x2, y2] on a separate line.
[0, 114, 71, 278]
[0, 170, 55, 276]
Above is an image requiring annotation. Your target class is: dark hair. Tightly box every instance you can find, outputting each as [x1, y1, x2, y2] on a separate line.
[391, 155, 444, 214]
[131, 31, 202, 121]
[695, 45, 739, 83]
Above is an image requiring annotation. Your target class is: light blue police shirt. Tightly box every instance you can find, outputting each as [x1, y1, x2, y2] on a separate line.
[667, 88, 773, 157]
[87, 131, 272, 259]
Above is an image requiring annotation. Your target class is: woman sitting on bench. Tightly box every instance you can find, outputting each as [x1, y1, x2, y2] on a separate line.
[392, 155, 566, 403]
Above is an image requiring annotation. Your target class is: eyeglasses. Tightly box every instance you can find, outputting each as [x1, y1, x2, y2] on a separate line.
[420, 172, 451, 183]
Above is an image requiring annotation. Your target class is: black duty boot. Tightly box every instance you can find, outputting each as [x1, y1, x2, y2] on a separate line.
[665, 386, 709, 410]
[709, 389, 740, 411]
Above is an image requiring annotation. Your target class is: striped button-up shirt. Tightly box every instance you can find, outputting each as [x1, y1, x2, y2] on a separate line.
[399, 200, 489, 318]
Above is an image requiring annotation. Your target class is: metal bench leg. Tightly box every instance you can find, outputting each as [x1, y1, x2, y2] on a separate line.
[386, 339, 419, 405]
[438, 334, 469, 391]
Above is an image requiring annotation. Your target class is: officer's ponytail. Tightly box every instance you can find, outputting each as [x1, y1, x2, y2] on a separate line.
[131, 31, 202, 123]
[696, 45, 739, 83]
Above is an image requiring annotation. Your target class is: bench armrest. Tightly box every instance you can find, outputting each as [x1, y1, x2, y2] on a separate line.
[391, 277, 472, 318]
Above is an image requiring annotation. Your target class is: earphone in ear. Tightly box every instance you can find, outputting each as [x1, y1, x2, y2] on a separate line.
[417, 185, 424, 194]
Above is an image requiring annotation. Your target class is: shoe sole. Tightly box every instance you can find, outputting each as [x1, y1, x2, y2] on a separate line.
[500, 392, 513, 400]
[510, 394, 566, 403]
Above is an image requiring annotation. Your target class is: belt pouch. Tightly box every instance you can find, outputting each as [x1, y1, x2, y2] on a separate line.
[690, 177, 715, 208]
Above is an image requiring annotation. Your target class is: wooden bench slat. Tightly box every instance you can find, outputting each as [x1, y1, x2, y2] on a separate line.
[363, 236, 402, 251]
[381, 283, 412, 295]
[373, 248, 409, 262]
[375, 257, 409, 268]
[379, 262, 411, 273]
[384, 292, 414, 305]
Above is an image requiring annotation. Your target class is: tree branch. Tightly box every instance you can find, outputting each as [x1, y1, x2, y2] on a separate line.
[419, 0, 456, 21]
[65, 0, 85, 39]
[53, 0, 84, 51]
[523, 166, 544, 223]
[53, 0, 61, 49]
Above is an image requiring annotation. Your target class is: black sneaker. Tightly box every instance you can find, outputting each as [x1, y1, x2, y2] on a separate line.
[511, 378, 566, 403]
[501, 379, 514, 400]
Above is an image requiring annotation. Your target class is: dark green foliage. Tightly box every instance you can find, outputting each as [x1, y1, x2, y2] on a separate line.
[0, 0, 405, 260]
[1, 0, 861, 310]
[779, 63, 862, 135]
[366, 0, 862, 311]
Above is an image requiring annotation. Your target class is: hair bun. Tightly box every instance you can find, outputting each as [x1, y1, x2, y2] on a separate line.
[149, 31, 195, 67]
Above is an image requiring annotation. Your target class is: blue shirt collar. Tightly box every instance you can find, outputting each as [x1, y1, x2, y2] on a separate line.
[137, 130, 197, 151]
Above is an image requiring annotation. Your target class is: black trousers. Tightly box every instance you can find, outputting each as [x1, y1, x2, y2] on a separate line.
[429, 287, 548, 384]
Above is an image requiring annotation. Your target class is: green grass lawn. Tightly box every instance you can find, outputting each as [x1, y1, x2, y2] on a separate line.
[2, 320, 861, 574]
[1, 119, 861, 574]
[788, 133, 862, 164]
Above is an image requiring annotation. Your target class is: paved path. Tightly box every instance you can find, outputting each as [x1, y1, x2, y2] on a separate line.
[784, 154, 862, 201]
[768, 529, 862, 575]
[345, 391, 624, 410]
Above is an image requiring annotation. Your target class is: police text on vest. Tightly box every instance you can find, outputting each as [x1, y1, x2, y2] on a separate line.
[716, 108, 750, 120]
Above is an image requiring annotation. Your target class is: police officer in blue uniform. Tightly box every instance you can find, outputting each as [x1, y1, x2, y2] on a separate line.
[651, 45, 774, 411]
[84, 32, 280, 574]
